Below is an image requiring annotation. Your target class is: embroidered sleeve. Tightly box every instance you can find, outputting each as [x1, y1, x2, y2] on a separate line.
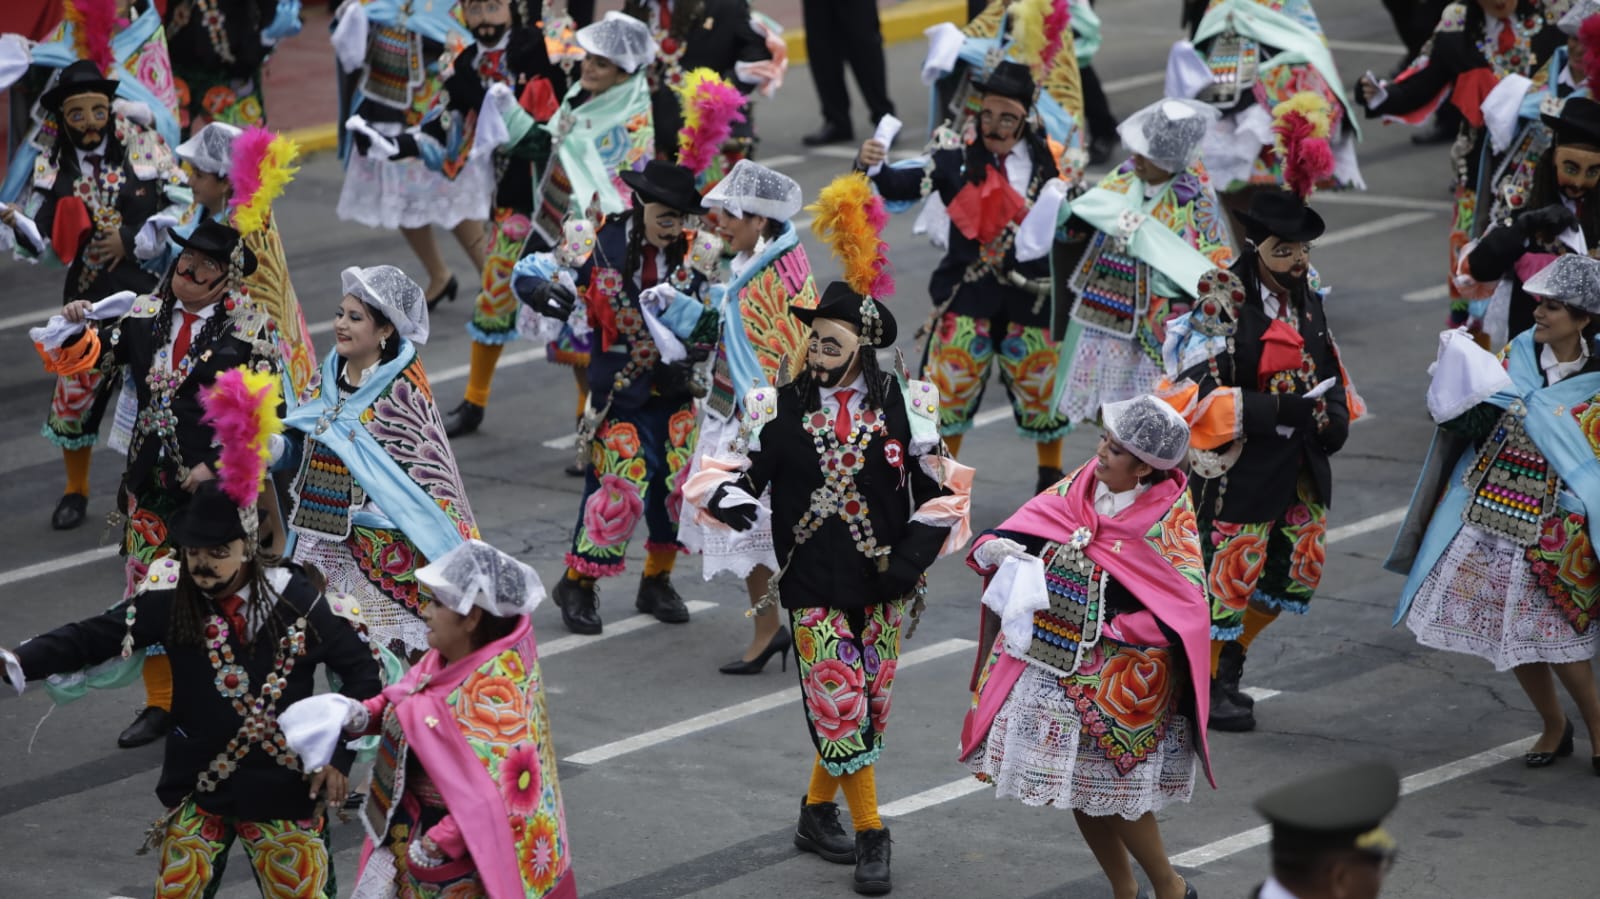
[902, 378, 941, 456]
[741, 385, 780, 452]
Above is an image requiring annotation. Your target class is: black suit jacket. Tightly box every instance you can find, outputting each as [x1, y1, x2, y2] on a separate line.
[164, 0, 277, 77]
[13, 565, 381, 820]
[626, 0, 772, 157]
[29, 140, 164, 302]
[1182, 256, 1351, 523]
[870, 142, 1056, 324]
[736, 375, 952, 610]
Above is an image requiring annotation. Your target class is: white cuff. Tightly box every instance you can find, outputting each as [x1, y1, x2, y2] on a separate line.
[331, 3, 369, 73]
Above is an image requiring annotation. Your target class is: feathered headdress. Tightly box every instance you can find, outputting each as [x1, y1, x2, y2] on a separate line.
[1582, 17, 1600, 94]
[675, 68, 747, 177]
[807, 172, 894, 299]
[228, 126, 301, 237]
[199, 366, 283, 513]
[64, 0, 117, 76]
[1271, 91, 1336, 200]
[1008, 0, 1072, 81]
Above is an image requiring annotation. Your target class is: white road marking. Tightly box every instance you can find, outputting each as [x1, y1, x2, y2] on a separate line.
[1313, 193, 1454, 213]
[1325, 39, 1408, 55]
[1315, 212, 1437, 248]
[0, 545, 119, 588]
[1325, 507, 1407, 545]
[759, 153, 807, 169]
[539, 601, 718, 658]
[542, 433, 581, 450]
[1241, 686, 1280, 702]
[808, 145, 861, 160]
[881, 778, 990, 817]
[1403, 284, 1451, 303]
[1102, 71, 1166, 94]
[428, 347, 544, 384]
[971, 407, 1014, 429]
[563, 638, 976, 766]
[0, 306, 58, 332]
[1170, 734, 1533, 868]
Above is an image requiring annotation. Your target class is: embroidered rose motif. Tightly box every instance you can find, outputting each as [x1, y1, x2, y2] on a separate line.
[1095, 648, 1170, 731]
[582, 474, 644, 547]
[868, 658, 896, 729]
[802, 659, 868, 742]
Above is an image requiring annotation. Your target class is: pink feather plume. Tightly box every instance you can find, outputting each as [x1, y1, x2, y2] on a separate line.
[1582, 17, 1600, 95]
[199, 367, 280, 509]
[1041, 1, 1072, 74]
[677, 77, 747, 176]
[227, 125, 275, 216]
[863, 195, 895, 300]
[69, 0, 119, 75]
[1274, 112, 1335, 200]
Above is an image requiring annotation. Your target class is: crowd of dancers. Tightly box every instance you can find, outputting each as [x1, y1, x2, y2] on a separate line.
[2, 0, 1598, 897]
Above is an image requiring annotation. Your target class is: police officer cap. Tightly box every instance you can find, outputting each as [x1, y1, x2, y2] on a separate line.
[1255, 762, 1400, 857]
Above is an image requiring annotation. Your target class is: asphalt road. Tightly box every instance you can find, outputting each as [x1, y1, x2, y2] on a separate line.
[1, 1, 1596, 897]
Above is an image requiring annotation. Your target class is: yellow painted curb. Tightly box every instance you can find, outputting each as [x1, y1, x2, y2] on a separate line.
[289, 0, 965, 155]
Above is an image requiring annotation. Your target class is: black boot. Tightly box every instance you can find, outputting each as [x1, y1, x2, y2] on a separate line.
[636, 572, 690, 623]
[1035, 466, 1065, 494]
[853, 827, 892, 895]
[1209, 678, 1256, 732]
[117, 706, 174, 748]
[553, 576, 602, 635]
[1214, 640, 1254, 709]
[794, 798, 856, 864]
[802, 121, 855, 147]
[443, 400, 484, 438]
[51, 493, 88, 530]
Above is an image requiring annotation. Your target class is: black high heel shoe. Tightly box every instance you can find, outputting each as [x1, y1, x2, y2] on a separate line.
[719, 626, 790, 675]
[426, 275, 459, 311]
[1525, 719, 1574, 767]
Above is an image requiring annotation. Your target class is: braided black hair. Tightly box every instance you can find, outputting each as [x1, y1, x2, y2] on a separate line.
[622, 204, 689, 285]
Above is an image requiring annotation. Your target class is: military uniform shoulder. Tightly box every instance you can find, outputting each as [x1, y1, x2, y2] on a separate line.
[1437, 3, 1469, 33]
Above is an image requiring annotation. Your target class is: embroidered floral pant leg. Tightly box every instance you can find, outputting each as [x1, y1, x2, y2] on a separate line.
[994, 320, 1071, 441]
[154, 801, 331, 899]
[467, 208, 531, 346]
[43, 368, 116, 449]
[791, 601, 907, 776]
[568, 399, 677, 576]
[924, 312, 996, 437]
[1200, 472, 1327, 639]
[644, 400, 699, 554]
[173, 66, 266, 135]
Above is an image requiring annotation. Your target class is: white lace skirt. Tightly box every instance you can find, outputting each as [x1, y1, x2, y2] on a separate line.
[1057, 332, 1162, 425]
[676, 412, 778, 579]
[337, 152, 493, 232]
[967, 664, 1196, 820]
[294, 532, 430, 655]
[1407, 524, 1597, 671]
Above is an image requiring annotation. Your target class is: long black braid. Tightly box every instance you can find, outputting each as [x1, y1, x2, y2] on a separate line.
[621, 204, 689, 287]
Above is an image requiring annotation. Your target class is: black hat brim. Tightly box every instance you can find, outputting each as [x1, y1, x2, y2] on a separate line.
[970, 77, 1033, 109]
[1237, 205, 1326, 244]
[791, 297, 898, 347]
[42, 78, 122, 112]
[620, 169, 709, 215]
[171, 227, 259, 278]
[1541, 112, 1600, 148]
[167, 504, 248, 549]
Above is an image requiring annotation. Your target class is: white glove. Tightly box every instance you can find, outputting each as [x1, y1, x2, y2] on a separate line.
[134, 214, 181, 261]
[487, 81, 520, 118]
[112, 98, 154, 127]
[973, 537, 1028, 570]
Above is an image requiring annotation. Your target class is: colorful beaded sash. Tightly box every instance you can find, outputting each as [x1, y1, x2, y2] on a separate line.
[1462, 406, 1559, 547]
[364, 707, 409, 844]
[290, 440, 365, 541]
[1487, 110, 1556, 227]
[1025, 532, 1107, 678]
[1068, 231, 1149, 339]
[1198, 29, 1258, 106]
[361, 23, 423, 111]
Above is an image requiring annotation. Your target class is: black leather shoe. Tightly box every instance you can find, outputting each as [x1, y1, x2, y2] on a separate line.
[553, 577, 602, 635]
[1183, 879, 1198, 899]
[1410, 117, 1457, 146]
[564, 463, 586, 477]
[117, 706, 173, 748]
[1209, 678, 1256, 732]
[636, 572, 690, 623]
[426, 275, 459, 311]
[721, 626, 791, 674]
[443, 400, 485, 438]
[853, 827, 892, 895]
[1215, 640, 1254, 709]
[1035, 466, 1065, 494]
[803, 121, 855, 147]
[794, 797, 856, 864]
[51, 493, 88, 531]
[1525, 719, 1574, 767]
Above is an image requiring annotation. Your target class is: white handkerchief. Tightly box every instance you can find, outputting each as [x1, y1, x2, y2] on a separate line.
[28, 290, 137, 349]
[638, 284, 688, 364]
[330, 2, 369, 73]
[345, 115, 399, 158]
[473, 85, 511, 160]
[1015, 179, 1068, 262]
[1, 201, 45, 253]
[278, 693, 360, 771]
[981, 554, 1049, 658]
[134, 213, 181, 261]
[921, 22, 964, 86]
[868, 115, 903, 175]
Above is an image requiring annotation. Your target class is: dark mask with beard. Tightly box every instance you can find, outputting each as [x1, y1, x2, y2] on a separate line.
[473, 22, 509, 46]
[811, 349, 858, 388]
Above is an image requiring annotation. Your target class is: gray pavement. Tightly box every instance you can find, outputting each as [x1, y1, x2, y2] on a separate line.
[1, 1, 1596, 896]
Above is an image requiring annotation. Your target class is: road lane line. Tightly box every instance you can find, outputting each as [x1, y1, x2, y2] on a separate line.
[1314, 194, 1454, 213]
[563, 638, 976, 766]
[1241, 686, 1280, 702]
[1403, 284, 1451, 302]
[0, 307, 59, 331]
[1315, 212, 1437, 248]
[1325, 39, 1407, 55]
[759, 154, 807, 169]
[881, 778, 989, 817]
[0, 545, 119, 588]
[1103, 71, 1166, 94]
[1170, 734, 1533, 868]
[1325, 507, 1406, 545]
[540, 601, 717, 658]
[428, 347, 543, 384]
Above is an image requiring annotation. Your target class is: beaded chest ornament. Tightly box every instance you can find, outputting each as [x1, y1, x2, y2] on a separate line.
[1461, 402, 1559, 547]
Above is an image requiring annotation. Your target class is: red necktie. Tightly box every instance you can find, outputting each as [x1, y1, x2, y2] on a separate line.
[84, 153, 103, 180]
[171, 310, 199, 366]
[1496, 19, 1514, 55]
[659, 0, 671, 30]
[833, 388, 855, 442]
[640, 244, 660, 290]
[215, 594, 248, 639]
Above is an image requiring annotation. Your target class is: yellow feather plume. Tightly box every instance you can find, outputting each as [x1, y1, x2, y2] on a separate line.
[675, 67, 720, 134]
[235, 135, 300, 237]
[807, 172, 892, 299]
[1271, 91, 1331, 139]
[1009, 0, 1052, 71]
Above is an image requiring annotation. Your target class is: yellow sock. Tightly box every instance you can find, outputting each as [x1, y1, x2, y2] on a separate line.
[463, 342, 504, 407]
[63, 446, 92, 496]
[1237, 606, 1280, 652]
[564, 567, 594, 585]
[806, 757, 841, 805]
[838, 765, 882, 831]
[643, 549, 677, 578]
[1209, 640, 1225, 678]
[1036, 438, 1063, 470]
[944, 434, 963, 458]
[143, 653, 173, 711]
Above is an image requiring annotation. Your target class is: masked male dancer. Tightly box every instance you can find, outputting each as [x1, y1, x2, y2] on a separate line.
[858, 61, 1070, 494]
[37, 219, 284, 748]
[3, 58, 190, 532]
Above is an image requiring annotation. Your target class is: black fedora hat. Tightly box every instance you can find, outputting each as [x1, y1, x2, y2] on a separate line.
[1236, 189, 1326, 244]
[41, 60, 121, 112]
[172, 219, 258, 278]
[1542, 96, 1600, 149]
[168, 482, 250, 549]
[972, 60, 1036, 110]
[791, 281, 898, 347]
[620, 160, 709, 214]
